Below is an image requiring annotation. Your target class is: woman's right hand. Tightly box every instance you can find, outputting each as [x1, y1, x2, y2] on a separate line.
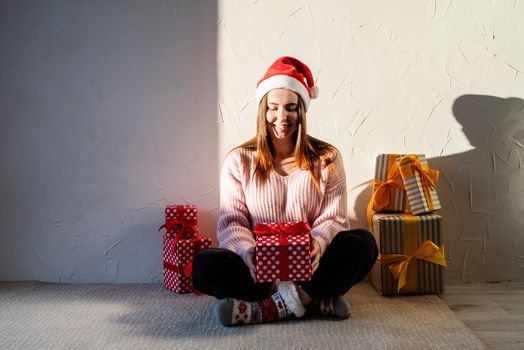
[245, 246, 257, 281]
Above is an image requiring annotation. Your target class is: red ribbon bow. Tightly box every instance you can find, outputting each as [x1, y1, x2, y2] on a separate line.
[163, 239, 205, 295]
[253, 221, 311, 244]
[163, 261, 202, 295]
[158, 219, 198, 251]
[159, 219, 198, 236]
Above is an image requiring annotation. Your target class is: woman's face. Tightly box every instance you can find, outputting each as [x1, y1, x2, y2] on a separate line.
[265, 88, 299, 141]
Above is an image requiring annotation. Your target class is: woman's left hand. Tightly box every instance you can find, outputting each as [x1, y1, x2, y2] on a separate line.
[310, 236, 321, 274]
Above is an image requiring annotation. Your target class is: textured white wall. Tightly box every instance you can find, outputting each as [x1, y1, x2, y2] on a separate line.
[0, 1, 218, 282]
[2, 1, 523, 284]
[217, 0, 524, 282]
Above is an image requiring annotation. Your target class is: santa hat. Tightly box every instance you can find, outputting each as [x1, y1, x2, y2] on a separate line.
[256, 56, 319, 111]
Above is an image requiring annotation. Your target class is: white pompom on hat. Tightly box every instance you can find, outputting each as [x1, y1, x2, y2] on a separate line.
[256, 56, 318, 111]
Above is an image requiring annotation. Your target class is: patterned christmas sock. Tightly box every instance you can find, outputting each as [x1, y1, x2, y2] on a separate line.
[312, 296, 351, 319]
[276, 281, 306, 317]
[213, 292, 292, 326]
[321, 296, 351, 319]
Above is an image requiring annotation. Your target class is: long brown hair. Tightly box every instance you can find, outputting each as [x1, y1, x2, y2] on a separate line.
[236, 92, 338, 188]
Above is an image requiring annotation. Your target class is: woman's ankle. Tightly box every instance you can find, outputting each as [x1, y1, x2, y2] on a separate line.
[269, 282, 277, 295]
[295, 284, 312, 306]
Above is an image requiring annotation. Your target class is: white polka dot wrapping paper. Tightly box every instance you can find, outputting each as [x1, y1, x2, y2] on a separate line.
[163, 234, 211, 294]
[158, 205, 198, 239]
[253, 221, 312, 283]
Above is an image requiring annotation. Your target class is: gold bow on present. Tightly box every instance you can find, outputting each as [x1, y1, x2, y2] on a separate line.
[366, 165, 405, 225]
[397, 155, 439, 212]
[377, 240, 447, 293]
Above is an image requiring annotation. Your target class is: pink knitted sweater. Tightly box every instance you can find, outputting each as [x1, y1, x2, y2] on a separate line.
[217, 147, 350, 264]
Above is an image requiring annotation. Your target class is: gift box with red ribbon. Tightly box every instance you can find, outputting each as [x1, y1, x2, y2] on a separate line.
[158, 204, 209, 294]
[159, 205, 198, 239]
[163, 234, 211, 293]
[253, 221, 312, 283]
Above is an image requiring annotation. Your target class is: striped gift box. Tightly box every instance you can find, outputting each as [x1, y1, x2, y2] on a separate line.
[397, 155, 441, 215]
[373, 154, 410, 212]
[371, 212, 445, 296]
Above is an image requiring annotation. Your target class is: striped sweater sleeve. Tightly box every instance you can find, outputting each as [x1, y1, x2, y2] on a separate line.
[310, 152, 350, 255]
[216, 149, 255, 264]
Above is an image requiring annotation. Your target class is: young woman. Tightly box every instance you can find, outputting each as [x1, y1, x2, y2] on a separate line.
[192, 56, 378, 326]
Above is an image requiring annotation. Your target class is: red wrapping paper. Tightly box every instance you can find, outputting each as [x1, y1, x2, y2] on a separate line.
[163, 234, 211, 293]
[159, 205, 198, 240]
[254, 221, 312, 283]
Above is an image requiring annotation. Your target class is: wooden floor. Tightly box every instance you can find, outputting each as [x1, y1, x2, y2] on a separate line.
[440, 283, 524, 350]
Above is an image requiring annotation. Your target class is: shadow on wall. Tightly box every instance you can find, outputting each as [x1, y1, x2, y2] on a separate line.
[353, 95, 524, 283]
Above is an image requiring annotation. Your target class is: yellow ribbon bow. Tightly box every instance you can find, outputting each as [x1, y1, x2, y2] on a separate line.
[377, 240, 447, 293]
[397, 155, 439, 211]
[366, 165, 405, 226]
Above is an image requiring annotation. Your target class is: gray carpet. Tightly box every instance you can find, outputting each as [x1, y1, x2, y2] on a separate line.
[0, 282, 487, 350]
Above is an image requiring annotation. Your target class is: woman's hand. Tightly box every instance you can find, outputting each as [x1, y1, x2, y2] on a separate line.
[310, 236, 321, 274]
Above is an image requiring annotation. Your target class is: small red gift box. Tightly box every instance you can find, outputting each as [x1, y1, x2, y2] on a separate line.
[159, 205, 198, 239]
[253, 221, 312, 283]
[163, 234, 211, 293]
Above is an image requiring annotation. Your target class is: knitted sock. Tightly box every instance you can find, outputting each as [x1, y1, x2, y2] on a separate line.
[213, 292, 292, 326]
[312, 296, 351, 319]
[276, 281, 307, 317]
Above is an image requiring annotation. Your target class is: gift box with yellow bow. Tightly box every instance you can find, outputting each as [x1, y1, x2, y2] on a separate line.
[370, 154, 409, 213]
[397, 154, 441, 215]
[368, 154, 440, 216]
[370, 212, 446, 296]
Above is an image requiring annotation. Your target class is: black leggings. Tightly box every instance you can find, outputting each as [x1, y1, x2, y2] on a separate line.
[192, 228, 378, 302]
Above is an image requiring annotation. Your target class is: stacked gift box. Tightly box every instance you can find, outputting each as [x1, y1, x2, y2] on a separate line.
[159, 204, 211, 294]
[369, 154, 446, 296]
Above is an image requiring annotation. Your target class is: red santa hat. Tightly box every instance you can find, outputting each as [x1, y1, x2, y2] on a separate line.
[256, 56, 319, 111]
